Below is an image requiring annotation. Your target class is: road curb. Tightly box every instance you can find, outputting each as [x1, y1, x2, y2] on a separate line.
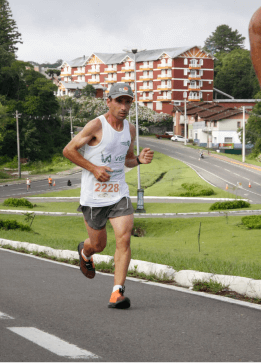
[1, 238, 261, 300]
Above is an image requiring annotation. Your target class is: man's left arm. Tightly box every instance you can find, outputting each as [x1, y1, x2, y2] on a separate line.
[125, 123, 154, 168]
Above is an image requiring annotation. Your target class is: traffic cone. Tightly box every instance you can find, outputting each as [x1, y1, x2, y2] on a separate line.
[226, 184, 228, 190]
[53, 180, 56, 187]
[248, 181, 251, 188]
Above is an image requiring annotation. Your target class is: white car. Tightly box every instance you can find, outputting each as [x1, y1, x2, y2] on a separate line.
[171, 135, 188, 142]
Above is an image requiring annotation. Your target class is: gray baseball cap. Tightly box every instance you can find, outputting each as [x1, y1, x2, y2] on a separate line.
[108, 83, 134, 99]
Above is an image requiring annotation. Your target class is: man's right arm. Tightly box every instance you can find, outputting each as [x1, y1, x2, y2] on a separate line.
[63, 118, 112, 182]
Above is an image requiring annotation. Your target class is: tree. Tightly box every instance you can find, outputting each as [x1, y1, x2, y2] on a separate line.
[214, 49, 260, 99]
[0, 0, 22, 53]
[245, 101, 261, 156]
[46, 69, 61, 79]
[204, 25, 245, 54]
[82, 84, 96, 97]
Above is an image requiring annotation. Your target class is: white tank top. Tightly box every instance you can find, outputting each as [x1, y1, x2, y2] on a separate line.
[80, 115, 131, 207]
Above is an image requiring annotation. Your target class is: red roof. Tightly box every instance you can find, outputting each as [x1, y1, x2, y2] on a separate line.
[173, 102, 242, 121]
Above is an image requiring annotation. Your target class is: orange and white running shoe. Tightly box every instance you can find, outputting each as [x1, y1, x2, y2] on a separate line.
[78, 242, 95, 279]
[108, 286, 130, 309]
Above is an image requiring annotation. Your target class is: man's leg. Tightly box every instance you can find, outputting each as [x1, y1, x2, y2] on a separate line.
[109, 214, 133, 286]
[83, 219, 107, 256]
[108, 214, 133, 309]
[78, 219, 107, 279]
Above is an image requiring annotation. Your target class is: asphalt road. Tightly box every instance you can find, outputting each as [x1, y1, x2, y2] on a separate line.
[1, 249, 261, 362]
[140, 138, 261, 204]
[0, 172, 81, 200]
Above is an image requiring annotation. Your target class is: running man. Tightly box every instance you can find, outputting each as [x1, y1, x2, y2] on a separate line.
[26, 178, 31, 191]
[63, 83, 154, 309]
[48, 176, 52, 188]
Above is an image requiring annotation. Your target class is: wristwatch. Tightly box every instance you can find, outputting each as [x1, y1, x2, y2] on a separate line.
[137, 156, 142, 164]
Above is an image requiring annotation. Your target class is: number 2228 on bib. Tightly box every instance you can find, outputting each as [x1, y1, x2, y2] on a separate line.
[93, 181, 120, 199]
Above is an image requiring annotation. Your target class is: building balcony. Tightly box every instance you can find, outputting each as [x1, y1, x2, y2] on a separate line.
[88, 79, 100, 84]
[188, 75, 201, 80]
[61, 72, 71, 77]
[188, 86, 201, 91]
[74, 70, 85, 75]
[104, 67, 117, 73]
[121, 76, 134, 82]
[188, 96, 200, 102]
[157, 96, 172, 102]
[105, 78, 117, 83]
[157, 75, 172, 80]
[140, 65, 153, 71]
[157, 85, 172, 90]
[140, 85, 153, 91]
[88, 70, 100, 74]
[139, 97, 153, 103]
[157, 64, 172, 69]
[189, 64, 201, 69]
[140, 75, 153, 80]
[122, 66, 134, 72]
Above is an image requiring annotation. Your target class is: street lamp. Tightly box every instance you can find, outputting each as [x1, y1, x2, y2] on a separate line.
[184, 97, 187, 146]
[123, 48, 146, 213]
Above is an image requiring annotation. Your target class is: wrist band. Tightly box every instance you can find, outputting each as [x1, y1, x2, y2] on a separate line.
[137, 156, 142, 165]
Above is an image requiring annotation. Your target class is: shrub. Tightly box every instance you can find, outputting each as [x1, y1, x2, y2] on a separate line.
[0, 219, 31, 231]
[0, 170, 10, 179]
[179, 182, 215, 197]
[210, 200, 250, 211]
[3, 198, 34, 208]
[241, 215, 261, 229]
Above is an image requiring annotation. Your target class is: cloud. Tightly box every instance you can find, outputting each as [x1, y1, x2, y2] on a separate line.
[8, 0, 261, 63]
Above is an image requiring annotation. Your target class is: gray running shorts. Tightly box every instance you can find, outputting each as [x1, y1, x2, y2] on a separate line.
[77, 197, 134, 230]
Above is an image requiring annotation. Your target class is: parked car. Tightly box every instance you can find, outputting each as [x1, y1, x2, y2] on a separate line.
[171, 135, 188, 142]
[155, 132, 173, 139]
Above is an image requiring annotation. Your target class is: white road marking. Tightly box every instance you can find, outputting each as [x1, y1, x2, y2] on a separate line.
[0, 311, 14, 319]
[8, 327, 100, 359]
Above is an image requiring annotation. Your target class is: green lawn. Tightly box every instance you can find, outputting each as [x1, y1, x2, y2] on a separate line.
[1, 213, 261, 280]
[31, 151, 237, 199]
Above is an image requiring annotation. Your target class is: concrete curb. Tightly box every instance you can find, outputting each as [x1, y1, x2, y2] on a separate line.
[1, 209, 261, 218]
[1, 238, 261, 300]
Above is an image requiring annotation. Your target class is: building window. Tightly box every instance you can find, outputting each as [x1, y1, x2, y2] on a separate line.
[200, 59, 204, 66]
[224, 137, 233, 143]
[183, 92, 187, 98]
[237, 122, 241, 128]
[156, 102, 162, 110]
[214, 121, 217, 127]
[184, 58, 188, 65]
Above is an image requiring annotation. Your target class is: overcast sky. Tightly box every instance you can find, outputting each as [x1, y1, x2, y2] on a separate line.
[8, 0, 261, 64]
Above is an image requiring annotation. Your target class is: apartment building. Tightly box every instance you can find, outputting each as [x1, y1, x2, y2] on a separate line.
[58, 46, 214, 114]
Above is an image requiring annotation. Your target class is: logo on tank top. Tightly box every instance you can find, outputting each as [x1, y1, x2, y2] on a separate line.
[121, 140, 130, 147]
[101, 152, 111, 163]
[115, 154, 125, 163]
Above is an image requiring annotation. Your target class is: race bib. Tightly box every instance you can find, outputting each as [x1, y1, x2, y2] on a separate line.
[93, 181, 120, 199]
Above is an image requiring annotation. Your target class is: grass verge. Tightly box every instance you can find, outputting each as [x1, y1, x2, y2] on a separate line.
[1, 214, 261, 280]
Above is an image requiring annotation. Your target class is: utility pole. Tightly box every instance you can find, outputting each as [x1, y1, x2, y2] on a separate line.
[184, 99, 187, 145]
[16, 110, 21, 179]
[242, 106, 246, 163]
[69, 108, 73, 139]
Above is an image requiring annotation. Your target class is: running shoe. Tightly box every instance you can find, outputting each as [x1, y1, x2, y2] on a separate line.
[108, 286, 131, 309]
[77, 242, 95, 279]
